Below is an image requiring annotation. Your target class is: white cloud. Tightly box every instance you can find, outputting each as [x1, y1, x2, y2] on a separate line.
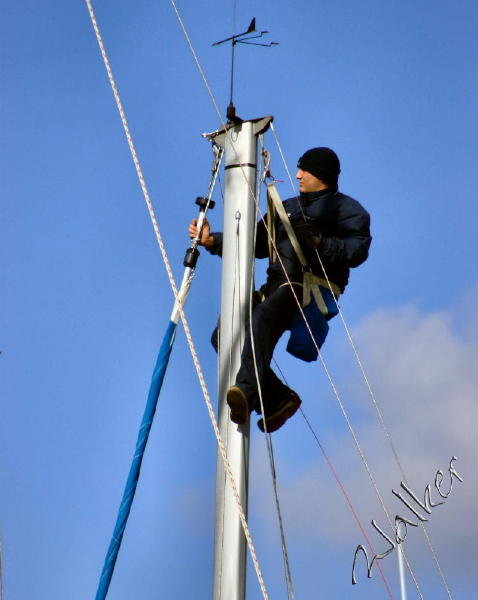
[250, 293, 478, 591]
[347, 301, 477, 570]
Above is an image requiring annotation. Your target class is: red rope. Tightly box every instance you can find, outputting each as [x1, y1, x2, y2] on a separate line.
[300, 410, 395, 599]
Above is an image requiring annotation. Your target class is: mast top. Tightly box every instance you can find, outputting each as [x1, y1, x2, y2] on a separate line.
[212, 18, 278, 124]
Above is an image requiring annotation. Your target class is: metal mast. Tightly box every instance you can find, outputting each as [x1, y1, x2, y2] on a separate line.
[208, 19, 275, 599]
[207, 115, 272, 600]
[398, 544, 408, 600]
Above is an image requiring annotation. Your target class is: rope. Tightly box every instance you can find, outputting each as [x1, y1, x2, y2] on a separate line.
[226, 212, 241, 387]
[267, 439, 295, 599]
[251, 329, 296, 600]
[252, 139, 427, 597]
[227, 128, 417, 595]
[247, 173, 296, 600]
[313, 255, 454, 599]
[166, 3, 425, 588]
[168, 0, 225, 128]
[163, 5, 305, 597]
[165, 15, 419, 584]
[0, 534, 4, 600]
[269, 123, 306, 221]
[269, 125, 454, 598]
[167, 1, 452, 592]
[299, 408, 395, 599]
[84, 3, 269, 598]
[271, 352, 397, 600]
[264, 154, 428, 598]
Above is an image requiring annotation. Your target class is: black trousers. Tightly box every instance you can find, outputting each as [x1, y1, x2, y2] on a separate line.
[212, 283, 301, 414]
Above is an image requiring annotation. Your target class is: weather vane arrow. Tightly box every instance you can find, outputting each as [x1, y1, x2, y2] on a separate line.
[213, 18, 278, 123]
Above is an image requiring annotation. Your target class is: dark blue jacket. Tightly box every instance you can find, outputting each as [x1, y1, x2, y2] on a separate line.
[209, 188, 371, 293]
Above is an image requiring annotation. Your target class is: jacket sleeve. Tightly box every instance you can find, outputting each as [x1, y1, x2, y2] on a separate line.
[318, 202, 371, 268]
[207, 219, 270, 259]
[206, 232, 223, 256]
[254, 218, 270, 259]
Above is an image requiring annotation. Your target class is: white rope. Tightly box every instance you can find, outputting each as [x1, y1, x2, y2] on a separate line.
[165, 3, 425, 593]
[222, 123, 416, 593]
[84, 3, 269, 598]
[311, 254, 453, 599]
[168, 0, 225, 128]
[247, 168, 296, 600]
[247, 130, 425, 596]
[269, 123, 307, 221]
[270, 123, 455, 599]
[271, 357, 396, 599]
[167, 1, 452, 593]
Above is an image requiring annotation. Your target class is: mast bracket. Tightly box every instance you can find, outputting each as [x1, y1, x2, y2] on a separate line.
[203, 116, 274, 147]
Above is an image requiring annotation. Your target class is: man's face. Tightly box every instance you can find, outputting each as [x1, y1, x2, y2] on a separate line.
[296, 168, 328, 193]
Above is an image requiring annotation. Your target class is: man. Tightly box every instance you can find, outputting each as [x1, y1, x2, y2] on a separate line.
[189, 147, 371, 432]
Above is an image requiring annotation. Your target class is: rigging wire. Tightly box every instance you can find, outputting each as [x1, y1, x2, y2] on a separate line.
[250, 341, 298, 600]
[161, 15, 306, 599]
[266, 438, 296, 600]
[300, 408, 395, 599]
[171, 0, 419, 591]
[168, 0, 226, 128]
[256, 137, 407, 597]
[229, 0, 237, 105]
[271, 357, 395, 598]
[84, 2, 269, 599]
[248, 158, 296, 599]
[309, 246, 454, 598]
[253, 139, 425, 596]
[0, 534, 4, 600]
[167, 2, 423, 594]
[227, 210, 243, 388]
[269, 123, 454, 599]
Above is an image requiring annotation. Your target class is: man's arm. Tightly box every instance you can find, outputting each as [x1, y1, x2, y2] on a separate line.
[318, 205, 371, 268]
[254, 218, 270, 259]
[189, 217, 214, 248]
[190, 217, 271, 259]
[189, 217, 223, 255]
[293, 198, 371, 269]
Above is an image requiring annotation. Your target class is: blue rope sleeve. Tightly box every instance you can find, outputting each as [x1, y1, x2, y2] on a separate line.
[95, 319, 177, 600]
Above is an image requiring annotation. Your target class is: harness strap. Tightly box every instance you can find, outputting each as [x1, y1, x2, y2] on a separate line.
[267, 183, 341, 316]
[267, 183, 307, 268]
[267, 192, 277, 264]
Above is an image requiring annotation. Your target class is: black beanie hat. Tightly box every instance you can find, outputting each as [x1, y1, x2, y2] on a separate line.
[297, 147, 341, 184]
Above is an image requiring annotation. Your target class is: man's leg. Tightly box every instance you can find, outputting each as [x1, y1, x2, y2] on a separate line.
[260, 368, 292, 412]
[229, 284, 301, 424]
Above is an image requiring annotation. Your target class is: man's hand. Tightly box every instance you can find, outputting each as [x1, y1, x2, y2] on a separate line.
[293, 221, 322, 249]
[189, 217, 214, 248]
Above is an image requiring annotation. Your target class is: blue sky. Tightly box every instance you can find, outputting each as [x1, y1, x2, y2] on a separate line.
[2, 1, 478, 599]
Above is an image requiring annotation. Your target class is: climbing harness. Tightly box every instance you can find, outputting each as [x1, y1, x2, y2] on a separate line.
[267, 183, 340, 362]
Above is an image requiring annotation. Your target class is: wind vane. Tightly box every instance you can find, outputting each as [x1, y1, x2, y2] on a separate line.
[213, 18, 278, 123]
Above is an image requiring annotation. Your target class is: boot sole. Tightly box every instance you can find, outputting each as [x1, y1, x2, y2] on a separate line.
[227, 386, 249, 425]
[258, 395, 301, 433]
